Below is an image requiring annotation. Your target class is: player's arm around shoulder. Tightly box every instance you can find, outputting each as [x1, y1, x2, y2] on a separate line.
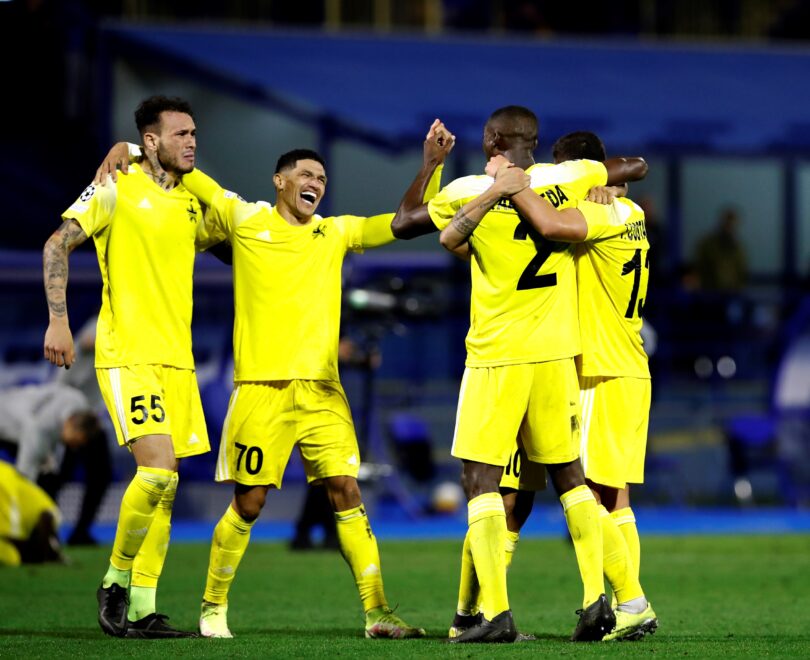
[576, 197, 643, 243]
[439, 163, 529, 252]
[604, 156, 648, 185]
[93, 142, 136, 183]
[511, 197, 588, 243]
[481, 155, 586, 243]
[185, 171, 262, 250]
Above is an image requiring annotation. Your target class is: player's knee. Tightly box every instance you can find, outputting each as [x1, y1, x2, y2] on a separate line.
[547, 459, 586, 495]
[600, 485, 626, 512]
[460, 461, 503, 500]
[233, 486, 268, 521]
[324, 475, 361, 511]
[500, 489, 517, 519]
[131, 434, 177, 471]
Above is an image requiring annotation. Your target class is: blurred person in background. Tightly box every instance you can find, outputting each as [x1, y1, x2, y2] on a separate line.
[689, 206, 750, 370]
[693, 206, 747, 293]
[53, 312, 114, 545]
[0, 460, 65, 567]
[55, 312, 104, 409]
[0, 380, 110, 547]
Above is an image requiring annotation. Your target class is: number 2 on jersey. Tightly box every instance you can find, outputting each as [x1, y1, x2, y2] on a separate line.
[513, 217, 558, 291]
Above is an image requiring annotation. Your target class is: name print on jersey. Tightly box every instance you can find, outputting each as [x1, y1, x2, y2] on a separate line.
[495, 184, 570, 212]
[622, 220, 647, 242]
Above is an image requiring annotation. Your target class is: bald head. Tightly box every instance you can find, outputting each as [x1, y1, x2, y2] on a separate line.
[483, 105, 538, 160]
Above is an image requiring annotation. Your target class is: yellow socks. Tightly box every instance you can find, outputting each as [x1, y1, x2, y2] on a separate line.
[104, 466, 174, 588]
[560, 485, 603, 608]
[128, 472, 178, 620]
[335, 505, 387, 613]
[467, 492, 509, 620]
[599, 505, 643, 605]
[455, 530, 479, 615]
[504, 529, 520, 570]
[612, 507, 641, 581]
[203, 505, 256, 605]
[456, 527, 520, 616]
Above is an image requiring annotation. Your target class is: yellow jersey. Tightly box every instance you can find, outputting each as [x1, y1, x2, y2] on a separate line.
[576, 197, 650, 378]
[62, 164, 209, 369]
[427, 159, 607, 367]
[185, 170, 396, 382]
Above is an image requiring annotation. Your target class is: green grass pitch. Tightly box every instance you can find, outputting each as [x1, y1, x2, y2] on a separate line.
[1, 534, 808, 657]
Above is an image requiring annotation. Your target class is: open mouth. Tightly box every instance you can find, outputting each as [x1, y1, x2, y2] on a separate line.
[300, 191, 317, 205]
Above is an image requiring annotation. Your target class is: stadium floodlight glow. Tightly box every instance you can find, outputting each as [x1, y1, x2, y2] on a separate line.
[694, 356, 713, 379]
[347, 288, 396, 312]
[717, 356, 737, 379]
[734, 477, 753, 502]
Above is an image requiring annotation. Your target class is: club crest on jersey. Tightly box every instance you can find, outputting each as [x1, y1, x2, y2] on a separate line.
[187, 198, 198, 223]
[312, 224, 326, 239]
[79, 184, 96, 202]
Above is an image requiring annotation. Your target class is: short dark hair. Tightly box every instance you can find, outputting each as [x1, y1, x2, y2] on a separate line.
[135, 95, 194, 136]
[552, 131, 606, 163]
[486, 105, 538, 143]
[274, 149, 326, 174]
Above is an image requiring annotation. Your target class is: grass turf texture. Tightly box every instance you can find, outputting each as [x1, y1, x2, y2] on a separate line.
[1, 535, 808, 657]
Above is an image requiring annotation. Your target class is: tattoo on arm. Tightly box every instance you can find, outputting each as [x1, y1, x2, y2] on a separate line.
[44, 219, 87, 318]
[450, 209, 480, 237]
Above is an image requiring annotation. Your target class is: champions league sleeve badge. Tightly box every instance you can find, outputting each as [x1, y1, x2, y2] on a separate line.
[79, 184, 96, 202]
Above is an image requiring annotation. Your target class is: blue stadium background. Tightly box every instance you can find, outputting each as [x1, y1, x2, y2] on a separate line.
[1, 0, 810, 540]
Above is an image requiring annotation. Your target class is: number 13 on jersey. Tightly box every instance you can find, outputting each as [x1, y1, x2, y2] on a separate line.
[622, 248, 649, 319]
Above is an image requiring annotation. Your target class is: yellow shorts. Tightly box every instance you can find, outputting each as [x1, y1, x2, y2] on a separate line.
[452, 359, 581, 467]
[579, 375, 651, 489]
[216, 380, 360, 488]
[499, 442, 547, 491]
[0, 461, 60, 541]
[97, 365, 210, 458]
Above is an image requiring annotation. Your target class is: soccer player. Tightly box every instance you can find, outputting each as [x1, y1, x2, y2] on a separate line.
[43, 95, 216, 638]
[484, 130, 658, 640]
[95, 119, 454, 639]
[392, 106, 647, 643]
[0, 460, 64, 567]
